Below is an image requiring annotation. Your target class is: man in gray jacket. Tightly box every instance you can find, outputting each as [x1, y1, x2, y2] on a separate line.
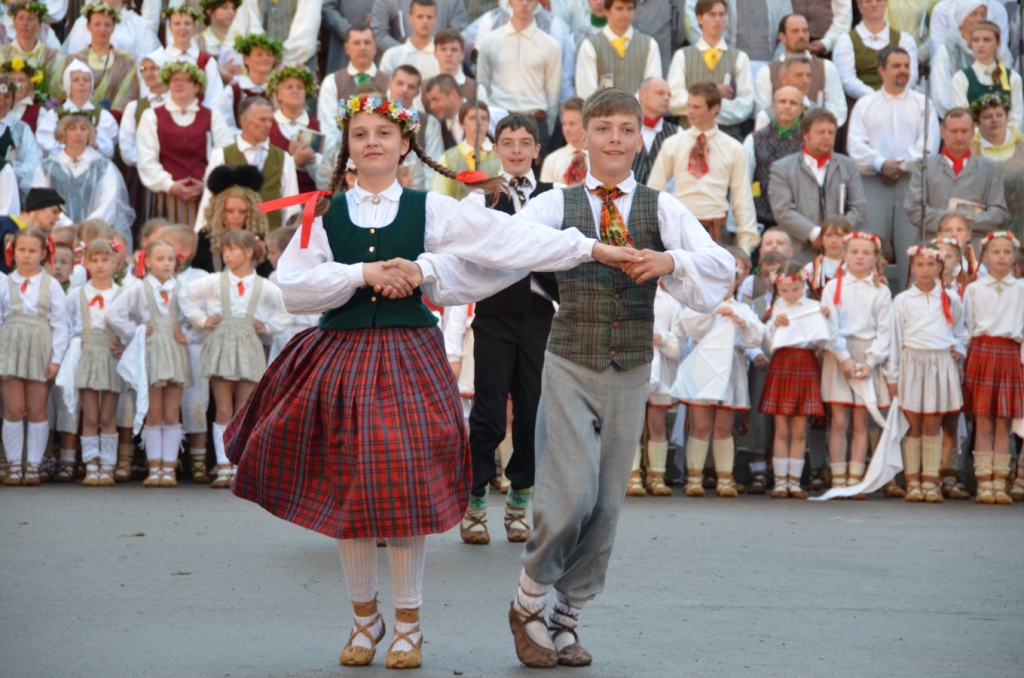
[767, 107, 866, 265]
[322, 0, 377, 73]
[371, 0, 469, 53]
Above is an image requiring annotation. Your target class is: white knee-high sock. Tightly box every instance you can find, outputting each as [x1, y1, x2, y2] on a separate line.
[337, 538, 381, 650]
[630, 445, 642, 472]
[213, 423, 228, 466]
[514, 568, 555, 650]
[80, 435, 100, 463]
[789, 458, 805, 481]
[647, 441, 669, 474]
[161, 425, 182, 464]
[550, 591, 588, 651]
[26, 422, 49, 465]
[98, 432, 118, 466]
[2, 419, 24, 467]
[143, 426, 162, 463]
[387, 536, 426, 651]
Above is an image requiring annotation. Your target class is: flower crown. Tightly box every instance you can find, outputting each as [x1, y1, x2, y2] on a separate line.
[774, 269, 808, 284]
[162, 5, 204, 23]
[970, 91, 1011, 116]
[843, 231, 880, 247]
[265, 63, 317, 98]
[55, 107, 101, 126]
[234, 33, 284, 59]
[7, 2, 48, 20]
[159, 60, 208, 92]
[81, 2, 121, 23]
[907, 245, 947, 262]
[983, 230, 1020, 248]
[337, 94, 421, 135]
[199, 0, 241, 11]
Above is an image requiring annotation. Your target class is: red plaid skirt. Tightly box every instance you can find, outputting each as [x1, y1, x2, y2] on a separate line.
[759, 348, 824, 417]
[226, 326, 470, 539]
[963, 336, 1024, 418]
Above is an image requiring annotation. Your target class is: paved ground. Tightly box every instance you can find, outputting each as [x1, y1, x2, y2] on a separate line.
[2, 484, 1022, 678]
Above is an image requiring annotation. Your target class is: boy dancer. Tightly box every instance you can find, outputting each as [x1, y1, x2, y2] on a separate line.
[507, 89, 734, 667]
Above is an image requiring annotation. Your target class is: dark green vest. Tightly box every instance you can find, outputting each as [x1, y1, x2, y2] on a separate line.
[223, 143, 285, 231]
[850, 27, 900, 91]
[963, 64, 1011, 107]
[547, 184, 662, 372]
[0, 126, 14, 173]
[319, 189, 438, 331]
[135, 97, 151, 125]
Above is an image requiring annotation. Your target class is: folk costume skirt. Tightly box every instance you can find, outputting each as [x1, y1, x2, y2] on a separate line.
[759, 348, 824, 417]
[963, 336, 1024, 418]
[226, 325, 470, 540]
[820, 337, 891, 409]
[0, 313, 52, 381]
[75, 331, 126, 393]
[897, 348, 963, 415]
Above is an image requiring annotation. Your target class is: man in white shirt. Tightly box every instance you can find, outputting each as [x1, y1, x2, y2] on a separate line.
[632, 77, 679, 185]
[574, 0, 662, 99]
[318, 25, 392, 134]
[832, 0, 918, 101]
[196, 97, 299, 233]
[667, 0, 754, 135]
[476, 0, 562, 142]
[423, 73, 466, 150]
[847, 46, 939, 283]
[648, 81, 760, 253]
[379, 0, 441, 82]
[754, 13, 847, 125]
[792, 0, 852, 56]
[371, 0, 468, 53]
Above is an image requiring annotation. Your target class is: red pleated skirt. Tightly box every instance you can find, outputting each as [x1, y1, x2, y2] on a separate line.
[963, 336, 1024, 418]
[759, 348, 824, 417]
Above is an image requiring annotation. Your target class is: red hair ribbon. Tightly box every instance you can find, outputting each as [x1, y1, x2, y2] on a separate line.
[456, 170, 490, 184]
[833, 265, 844, 305]
[89, 295, 104, 309]
[135, 250, 146, 278]
[260, 190, 333, 249]
[110, 240, 124, 254]
[4, 240, 12, 268]
[941, 288, 953, 325]
[45, 236, 55, 264]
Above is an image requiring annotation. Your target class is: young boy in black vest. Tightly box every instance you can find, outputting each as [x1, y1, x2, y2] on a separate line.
[460, 114, 557, 546]
[506, 89, 734, 668]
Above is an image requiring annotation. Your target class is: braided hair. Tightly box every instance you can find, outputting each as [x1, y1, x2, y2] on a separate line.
[314, 115, 506, 217]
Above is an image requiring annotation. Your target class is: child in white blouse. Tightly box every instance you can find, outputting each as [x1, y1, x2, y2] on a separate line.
[886, 245, 968, 503]
[805, 215, 850, 300]
[179, 229, 289, 488]
[67, 239, 127, 486]
[820, 232, 892, 496]
[1, 228, 70, 486]
[938, 213, 981, 290]
[962, 232, 1024, 504]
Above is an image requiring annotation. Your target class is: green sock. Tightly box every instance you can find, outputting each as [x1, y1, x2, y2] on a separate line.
[507, 487, 533, 509]
[468, 491, 488, 512]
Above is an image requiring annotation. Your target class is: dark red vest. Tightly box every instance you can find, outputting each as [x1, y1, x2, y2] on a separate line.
[21, 103, 40, 132]
[269, 117, 320, 193]
[231, 82, 266, 122]
[155, 105, 211, 181]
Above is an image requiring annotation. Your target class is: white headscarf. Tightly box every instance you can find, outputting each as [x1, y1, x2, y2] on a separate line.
[138, 48, 169, 98]
[955, 0, 987, 26]
[62, 59, 94, 98]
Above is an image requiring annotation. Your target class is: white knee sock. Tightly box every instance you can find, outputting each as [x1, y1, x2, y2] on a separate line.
[162, 425, 182, 464]
[387, 536, 426, 651]
[213, 423, 228, 466]
[630, 445, 642, 472]
[60, 447, 76, 463]
[772, 457, 789, 481]
[646, 441, 669, 474]
[550, 591, 588, 652]
[789, 458, 805, 482]
[514, 568, 555, 650]
[2, 419, 24, 467]
[337, 538, 381, 651]
[99, 432, 118, 466]
[26, 422, 49, 465]
[143, 426, 162, 463]
[80, 435, 100, 463]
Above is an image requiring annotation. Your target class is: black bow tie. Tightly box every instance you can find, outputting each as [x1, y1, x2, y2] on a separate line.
[509, 176, 529, 205]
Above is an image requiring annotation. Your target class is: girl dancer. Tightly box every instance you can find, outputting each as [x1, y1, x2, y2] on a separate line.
[680, 247, 766, 498]
[1, 228, 69, 486]
[760, 262, 848, 498]
[886, 245, 968, 503]
[223, 93, 636, 669]
[110, 238, 193, 488]
[962, 231, 1024, 504]
[820, 232, 893, 497]
[179, 230, 289, 489]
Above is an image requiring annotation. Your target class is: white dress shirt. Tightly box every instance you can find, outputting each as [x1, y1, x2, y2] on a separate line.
[574, 25, 662, 99]
[539, 143, 587, 185]
[317, 61, 381, 134]
[847, 87, 940, 175]
[36, 101, 119, 159]
[225, 0, 322, 64]
[885, 283, 968, 383]
[179, 270, 291, 335]
[107, 274, 183, 344]
[31, 148, 124, 228]
[951, 61, 1024, 133]
[118, 94, 166, 167]
[820, 271, 893, 367]
[0, 270, 70, 364]
[194, 137, 300, 234]
[832, 22, 919, 100]
[476, 20, 562, 131]
[963, 273, 1024, 341]
[640, 117, 663, 152]
[754, 51, 848, 125]
[647, 126, 760, 254]
[136, 98, 234, 193]
[274, 178, 600, 314]
[67, 281, 121, 335]
[666, 38, 755, 125]
[380, 38, 439, 82]
[62, 10, 161, 62]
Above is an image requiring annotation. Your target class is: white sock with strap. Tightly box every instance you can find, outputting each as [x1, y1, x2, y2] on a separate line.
[514, 568, 555, 650]
[337, 538, 380, 651]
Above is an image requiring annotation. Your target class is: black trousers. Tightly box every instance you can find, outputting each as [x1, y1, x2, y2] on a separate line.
[468, 299, 553, 497]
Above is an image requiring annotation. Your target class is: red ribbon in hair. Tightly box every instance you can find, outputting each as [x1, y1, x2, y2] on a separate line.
[45, 236, 54, 264]
[260, 190, 333, 249]
[455, 170, 490, 184]
[941, 288, 953, 325]
[832, 265, 844, 305]
[135, 250, 146, 279]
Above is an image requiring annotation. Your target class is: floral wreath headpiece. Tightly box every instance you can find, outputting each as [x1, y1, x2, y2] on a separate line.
[158, 60, 208, 92]
[55, 107, 101, 126]
[81, 3, 121, 23]
[843, 231, 880, 247]
[907, 245, 947, 262]
[265, 63, 317, 98]
[234, 33, 284, 59]
[7, 2, 48, 20]
[337, 94, 421, 135]
[161, 5, 204, 23]
[774, 269, 808, 284]
[970, 91, 1011, 117]
[983, 230, 1020, 248]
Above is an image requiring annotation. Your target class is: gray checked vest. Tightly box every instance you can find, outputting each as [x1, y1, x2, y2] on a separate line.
[547, 184, 662, 372]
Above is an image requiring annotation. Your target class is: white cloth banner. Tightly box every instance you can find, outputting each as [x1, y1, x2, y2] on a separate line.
[55, 337, 82, 416]
[812, 396, 908, 500]
[649, 349, 661, 391]
[116, 325, 149, 435]
[770, 306, 831, 350]
[670, 319, 735, 402]
[850, 377, 887, 427]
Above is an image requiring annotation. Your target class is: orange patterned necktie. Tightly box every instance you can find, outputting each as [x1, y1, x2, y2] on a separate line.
[588, 185, 634, 247]
[688, 133, 709, 179]
[564, 150, 588, 186]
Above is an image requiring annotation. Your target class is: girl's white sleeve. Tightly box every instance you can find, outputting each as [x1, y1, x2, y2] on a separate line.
[275, 215, 366, 314]
[66, 286, 83, 338]
[256, 280, 293, 336]
[736, 304, 766, 349]
[47, 281, 71, 364]
[826, 311, 847, 360]
[443, 304, 469, 360]
[108, 285, 142, 343]
[883, 297, 903, 384]
[180, 275, 217, 329]
[950, 293, 968, 358]
[679, 307, 716, 342]
[658, 311, 681, 362]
